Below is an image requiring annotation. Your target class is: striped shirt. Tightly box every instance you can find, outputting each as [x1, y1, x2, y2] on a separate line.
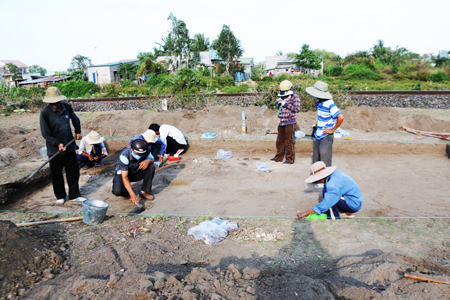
[314, 99, 341, 140]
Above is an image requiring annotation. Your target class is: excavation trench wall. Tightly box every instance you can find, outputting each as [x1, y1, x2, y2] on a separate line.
[104, 139, 446, 157]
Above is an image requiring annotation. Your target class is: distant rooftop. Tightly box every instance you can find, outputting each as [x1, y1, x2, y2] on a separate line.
[0, 60, 28, 68]
[90, 60, 139, 67]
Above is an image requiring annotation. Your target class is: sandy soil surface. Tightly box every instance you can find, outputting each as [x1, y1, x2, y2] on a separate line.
[1, 105, 450, 299]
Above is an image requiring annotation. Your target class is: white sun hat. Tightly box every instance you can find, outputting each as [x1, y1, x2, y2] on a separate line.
[305, 81, 332, 99]
[142, 130, 157, 143]
[43, 87, 67, 103]
[305, 161, 336, 183]
[85, 131, 104, 144]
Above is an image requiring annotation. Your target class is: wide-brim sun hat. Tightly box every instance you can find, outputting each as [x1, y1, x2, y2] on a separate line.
[305, 161, 336, 183]
[142, 129, 157, 143]
[43, 87, 67, 103]
[85, 131, 104, 144]
[305, 81, 332, 99]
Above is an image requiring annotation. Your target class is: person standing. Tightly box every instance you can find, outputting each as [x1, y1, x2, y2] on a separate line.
[306, 81, 344, 167]
[270, 80, 301, 164]
[77, 131, 108, 169]
[39, 87, 85, 204]
[112, 139, 156, 204]
[148, 123, 189, 156]
[295, 161, 363, 220]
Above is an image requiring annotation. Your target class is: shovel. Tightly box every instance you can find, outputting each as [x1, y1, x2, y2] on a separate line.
[1, 138, 76, 189]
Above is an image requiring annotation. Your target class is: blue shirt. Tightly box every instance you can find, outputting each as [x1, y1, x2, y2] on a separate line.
[314, 99, 341, 140]
[129, 134, 166, 157]
[313, 169, 363, 215]
[115, 147, 153, 175]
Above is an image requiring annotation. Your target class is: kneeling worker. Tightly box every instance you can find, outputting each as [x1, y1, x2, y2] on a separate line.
[77, 131, 108, 169]
[296, 161, 363, 219]
[112, 139, 155, 205]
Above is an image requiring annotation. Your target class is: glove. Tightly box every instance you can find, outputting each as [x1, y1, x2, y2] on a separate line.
[154, 161, 161, 168]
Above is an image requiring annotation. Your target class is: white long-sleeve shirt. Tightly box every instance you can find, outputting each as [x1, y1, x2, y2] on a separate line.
[78, 137, 108, 156]
[159, 124, 187, 146]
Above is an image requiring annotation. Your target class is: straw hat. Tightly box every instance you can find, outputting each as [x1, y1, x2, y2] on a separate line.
[305, 81, 332, 99]
[142, 130, 157, 143]
[85, 131, 104, 144]
[43, 87, 67, 103]
[305, 161, 336, 183]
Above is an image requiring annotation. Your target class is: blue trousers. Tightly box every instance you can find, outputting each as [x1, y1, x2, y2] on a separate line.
[77, 144, 103, 168]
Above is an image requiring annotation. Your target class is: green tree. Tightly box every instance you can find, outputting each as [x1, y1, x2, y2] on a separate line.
[5, 63, 23, 85]
[371, 40, 388, 60]
[165, 13, 192, 69]
[293, 44, 321, 73]
[29, 65, 47, 76]
[191, 33, 210, 53]
[276, 50, 283, 56]
[69, 54, 93, 72]
[69, 69, 87, 81]
[252, 62, 266, 78]
[117, 63, 139, 81]
[212, 25, 244, 74]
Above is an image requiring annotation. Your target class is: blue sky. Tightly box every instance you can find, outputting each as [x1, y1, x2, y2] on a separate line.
[1, 0, 448, 73]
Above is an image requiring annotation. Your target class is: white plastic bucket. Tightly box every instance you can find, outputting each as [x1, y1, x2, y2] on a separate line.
[38, 147, 47, 160]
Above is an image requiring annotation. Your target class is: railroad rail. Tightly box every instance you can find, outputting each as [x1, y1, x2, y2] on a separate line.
[68, 90, 450, 103]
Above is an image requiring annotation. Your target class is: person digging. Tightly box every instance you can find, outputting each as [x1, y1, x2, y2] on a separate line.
[77, 131, 108, 169]
[296, 161, 363, 220]
[112, 139, 156, 205]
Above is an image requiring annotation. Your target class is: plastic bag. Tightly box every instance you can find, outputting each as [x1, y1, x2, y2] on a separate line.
[256, 161, 272, 172]
[201, 132, 216, 139]
[295, 130, 306, 140]
[187, 217, 238, 245]
[334, 128, 349, 138]
[215, 149, 233, 160]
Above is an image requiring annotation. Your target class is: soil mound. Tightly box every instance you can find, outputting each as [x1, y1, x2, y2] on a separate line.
[0, 127, 44, 158]
[0, 221, 67, 298]
[83, 106, 450, 140]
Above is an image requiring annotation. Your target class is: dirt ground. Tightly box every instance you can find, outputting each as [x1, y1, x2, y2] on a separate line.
[1, 105, 450, 299]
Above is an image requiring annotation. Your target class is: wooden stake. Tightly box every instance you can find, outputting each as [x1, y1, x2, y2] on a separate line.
[16, 217, 83, 227]
[404, 273, 450, 285]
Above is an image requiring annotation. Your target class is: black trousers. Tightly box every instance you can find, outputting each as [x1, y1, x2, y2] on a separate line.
[49, 151, 81, 200]
[112, 164, 155, 197]
[166, 136, 189, 155]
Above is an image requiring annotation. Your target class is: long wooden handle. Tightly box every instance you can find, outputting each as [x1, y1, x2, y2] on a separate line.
[404, 273, 450, 285]
[16, 216, 83, 227]
[24, 138, 76, 183]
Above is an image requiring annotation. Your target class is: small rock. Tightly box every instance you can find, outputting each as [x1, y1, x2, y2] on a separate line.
[166, 276, 180, 287]
[210, 293, 222, 300]
[43, 269, 55, 279]
[33, 256, 42, 264]
[154, 278, 165, 290]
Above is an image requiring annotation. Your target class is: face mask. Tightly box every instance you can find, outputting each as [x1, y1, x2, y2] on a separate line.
[131, 152, 142, 160]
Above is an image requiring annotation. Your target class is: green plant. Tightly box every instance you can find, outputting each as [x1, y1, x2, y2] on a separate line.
[343, 63, 378, 80]
[328, 65, 343, 76]
[51, 80, 100, 98]
[429, 71, 449, 83]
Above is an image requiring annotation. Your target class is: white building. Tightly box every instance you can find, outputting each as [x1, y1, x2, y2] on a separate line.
[87, 59, 139, 84]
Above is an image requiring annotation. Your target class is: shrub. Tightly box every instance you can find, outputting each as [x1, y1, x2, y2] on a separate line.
[221, 84, 249, 93]
[343, 64, 378, 80]
[251, 75, 260, 81]
[429, 71, 449, 83]
[52, 80, 100, 98]
[217, 74, 235, 87]
[328, 65, 343, 77]
[261, 76, 274, 82]
[410, 71, 430, 82]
